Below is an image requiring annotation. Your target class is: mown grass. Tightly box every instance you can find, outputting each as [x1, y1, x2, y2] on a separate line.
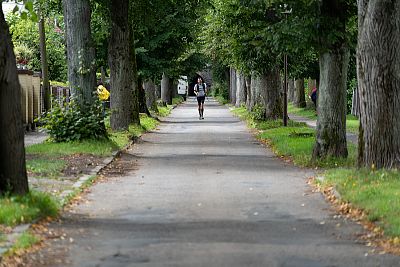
[324, 168, 400, 236]
[0, 191, 59, 227]
[231, 105, 400, 240]
[288, 103, 360, 134]
[26, 114, 159, 178]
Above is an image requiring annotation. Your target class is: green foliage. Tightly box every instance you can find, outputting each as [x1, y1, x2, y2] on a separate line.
[0, 191, 59, 227]
[7, 12, 67, 81]
[39, 97, 107, 142]
[324, 168, 400, 236]
[250, 104, 265, 121]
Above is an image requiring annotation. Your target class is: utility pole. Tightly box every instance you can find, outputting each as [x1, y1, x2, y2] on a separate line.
[282, 7, 292, 126]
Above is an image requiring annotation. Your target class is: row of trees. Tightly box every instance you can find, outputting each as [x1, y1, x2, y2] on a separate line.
[203, 0, 399, 170]
[0, 0, 208, 195]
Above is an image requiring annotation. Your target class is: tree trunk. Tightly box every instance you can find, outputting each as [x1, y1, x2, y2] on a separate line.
[108, 0, 133, 130]
[294, 79, 306, 108]
[351, 85, 360, 117]
[357, 1, 400, 169]
[129, 20, 140, 125]
[313, 0, 349, 159]
[245, 76, 251, 110]
[287, 79, 295, 103]
[249, 73, 262, 111]
[260, 69, 282, 120]
[235, 71, 246, 107]
[230, 68, 237, 105]
[0, 7, 29, 195]
[313, 47, 349, 159]
[161, 73, 172, 105]
[100, 66, 106, 83]
[38, 10, 50, 111]
[138, 77, 150, 115]
[62, 0, 96, 109]
[143, 79, 158, 113]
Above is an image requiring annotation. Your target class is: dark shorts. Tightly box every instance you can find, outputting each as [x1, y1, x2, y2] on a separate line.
[197, 96, 205, 105]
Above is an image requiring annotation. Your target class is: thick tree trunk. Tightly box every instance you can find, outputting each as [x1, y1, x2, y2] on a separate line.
[62, 0, 96, 109]
[235, 71, 246, 107]
[313, 47, 349, 159]
[161, 73, 172, 105]
[38, 11, 50, 111]
[108, 0, 133, 130]
[260, 69, 282, 120]
[357, 1, 400, 169]
[230, 68, 237, 105]
[287, 79, 295, 103]
[0, 7, 29, 195]
[143, 79, 158, 113]
[294, 79, 306, 108]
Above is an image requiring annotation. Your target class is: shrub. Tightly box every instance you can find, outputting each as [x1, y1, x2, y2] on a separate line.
[39, 97, 108, 142]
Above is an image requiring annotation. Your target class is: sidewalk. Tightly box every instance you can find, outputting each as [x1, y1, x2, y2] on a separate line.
[24, 130, 48, 147]
[288, 113, 358, 144]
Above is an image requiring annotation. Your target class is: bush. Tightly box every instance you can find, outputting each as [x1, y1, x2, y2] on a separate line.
[39, 97, 108, 142]
[250, 104, 265, 121]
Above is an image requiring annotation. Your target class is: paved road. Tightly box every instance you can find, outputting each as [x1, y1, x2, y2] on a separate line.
[29, 98, 399, 266]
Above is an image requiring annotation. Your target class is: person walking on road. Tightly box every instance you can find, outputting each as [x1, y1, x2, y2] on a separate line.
[194, 77, 207, 120]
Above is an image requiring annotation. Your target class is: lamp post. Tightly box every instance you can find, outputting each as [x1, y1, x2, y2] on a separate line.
[282, 7, 292, 127]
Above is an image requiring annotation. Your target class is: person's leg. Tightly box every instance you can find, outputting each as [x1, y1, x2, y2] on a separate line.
[197, 97, 202, 119]
[201, 97, 205, 119]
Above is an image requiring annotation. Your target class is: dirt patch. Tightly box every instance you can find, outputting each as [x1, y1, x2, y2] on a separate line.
[100, 152, 139, 177]
[61, 154, 104, 176]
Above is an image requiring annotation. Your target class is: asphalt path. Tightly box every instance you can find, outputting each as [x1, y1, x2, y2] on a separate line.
[31, 97, 399, 267]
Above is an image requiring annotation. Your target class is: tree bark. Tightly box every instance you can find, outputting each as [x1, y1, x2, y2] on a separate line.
[161, 73, 172, 105]
[313, 0, 349, 159]
[357, 1, 400, 169]
[245, 76, 251, 110]
[249, 73, 263, 111]
[230, 68, 237, 105]
[313, 47, 349, 159]
[0, 7, 29, 195]
[100, 66, 106, 83]
[260, 69, 282, 120]
[235, 71, 246, 107]
[143, 79, 158, 113]
[62, 0, 96, 109]
[38, 10, 50, 111]
[294, 79, 306, 108]
[108, 0, 133, 130]
[351, 85, 360, 117]
[138, 77, 150, 115]
[129, 20, 140, 125]
[287, 79, 295, 103]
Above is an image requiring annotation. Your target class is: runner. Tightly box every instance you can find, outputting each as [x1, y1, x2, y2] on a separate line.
[194, 77, 207, 120]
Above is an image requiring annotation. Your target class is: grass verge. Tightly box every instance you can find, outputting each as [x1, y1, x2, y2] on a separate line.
[231, 105, 400, 244]
[0, 191, 59, 227]
[4, 232, 40, 256]
[323, 168, 400, 237]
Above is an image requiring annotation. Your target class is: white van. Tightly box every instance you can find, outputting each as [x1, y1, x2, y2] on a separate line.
[177, 76, 188, 100]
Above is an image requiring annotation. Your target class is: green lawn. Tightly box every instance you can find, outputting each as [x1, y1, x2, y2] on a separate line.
[288, 103, 360, 134]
